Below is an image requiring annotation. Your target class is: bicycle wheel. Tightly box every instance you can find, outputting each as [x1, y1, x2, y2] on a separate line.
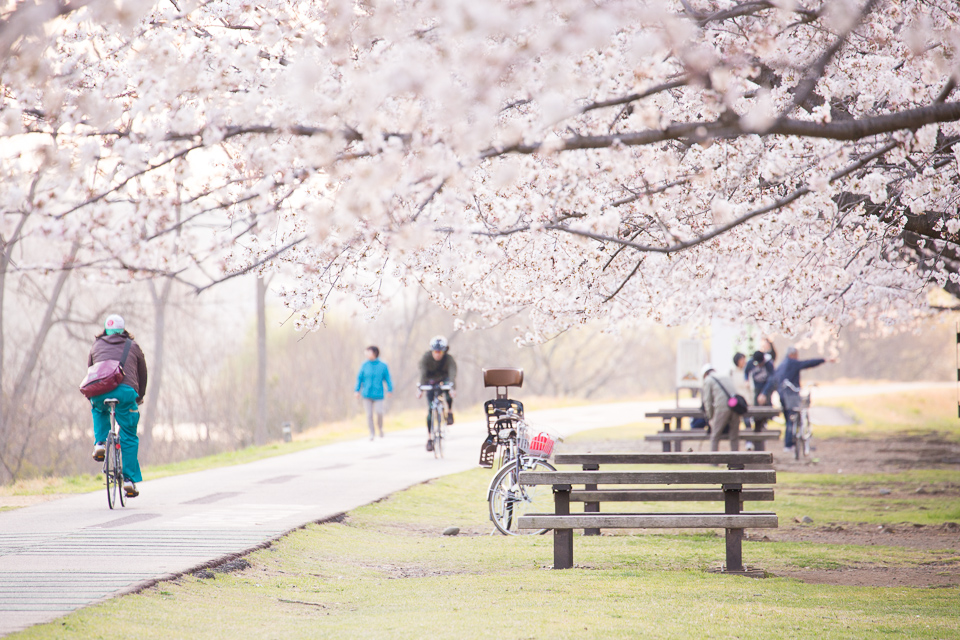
[488, 457, 556, 535]
[105, 434, 118, 510]
[116, 443, 126, 508]
[432, 405, 444, 459]
[795, 410, 811, 460]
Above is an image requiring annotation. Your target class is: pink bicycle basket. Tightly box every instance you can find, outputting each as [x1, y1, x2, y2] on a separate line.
[528, 432, 555, 458]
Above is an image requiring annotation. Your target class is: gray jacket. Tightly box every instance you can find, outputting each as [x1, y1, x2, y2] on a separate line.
[702, 374, 737, 420]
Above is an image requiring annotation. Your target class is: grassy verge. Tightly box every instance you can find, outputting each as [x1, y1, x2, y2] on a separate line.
[14, 465, 959, 640]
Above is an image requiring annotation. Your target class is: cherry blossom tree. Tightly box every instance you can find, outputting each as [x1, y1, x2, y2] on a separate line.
[2, 0, 959, 342]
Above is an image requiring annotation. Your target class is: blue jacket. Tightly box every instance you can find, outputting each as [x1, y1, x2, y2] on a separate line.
[355, 359, 393, 400]
[761, 357, 825, 397]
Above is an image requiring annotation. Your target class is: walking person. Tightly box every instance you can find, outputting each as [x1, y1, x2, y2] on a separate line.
[354, 346, 393, 440]
[701, 363, 741, 452]
[89, 314, 148, 498]
[417, 335, 457, 451]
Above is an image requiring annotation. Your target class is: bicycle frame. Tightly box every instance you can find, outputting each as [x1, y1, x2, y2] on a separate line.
[103, 399, 125, 509]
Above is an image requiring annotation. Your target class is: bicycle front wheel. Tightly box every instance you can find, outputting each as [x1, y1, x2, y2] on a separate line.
[488, 457, 556, 535]
[432, 405, 444, 459]
[105, 434, 118, 510]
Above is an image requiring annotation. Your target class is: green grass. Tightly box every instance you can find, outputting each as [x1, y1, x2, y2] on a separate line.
[14, 466, 959, 640]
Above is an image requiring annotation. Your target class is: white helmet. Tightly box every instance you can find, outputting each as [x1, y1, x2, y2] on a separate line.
[429, 335, 448, 351]
[700, 363, 715, 378]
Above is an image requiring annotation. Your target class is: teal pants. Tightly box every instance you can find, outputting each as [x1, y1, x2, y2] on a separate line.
[90, 384, 142, 483]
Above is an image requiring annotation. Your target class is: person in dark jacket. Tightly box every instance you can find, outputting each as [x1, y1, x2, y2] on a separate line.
[759, 346, 835, 451]
[417, 335, 457, 451]
[88, 314, 148, 497]
[746, 350, 776, 431]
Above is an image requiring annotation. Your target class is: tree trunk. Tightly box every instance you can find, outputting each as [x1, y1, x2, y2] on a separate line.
[0, 239, 79, 481]
[255, 275, 268, 445]
[140, 277, 174, 458]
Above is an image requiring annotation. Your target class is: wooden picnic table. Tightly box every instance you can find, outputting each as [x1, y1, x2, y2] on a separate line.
[644, 406, 783, 452]
[645, 406, 782, 431]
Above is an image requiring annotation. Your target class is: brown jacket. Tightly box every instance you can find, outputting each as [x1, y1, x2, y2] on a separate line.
[88, 333, 148, 401]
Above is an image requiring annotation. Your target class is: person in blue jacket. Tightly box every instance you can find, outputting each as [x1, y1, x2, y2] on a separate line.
[354, 346, 393, 440]
[759, 346, 835, 451]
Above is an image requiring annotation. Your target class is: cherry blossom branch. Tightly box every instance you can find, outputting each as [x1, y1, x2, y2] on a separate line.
[578, 77, 688, 115]
[541, 140, 900, 255]
[481, 100, 960, 158]
[779, 0, 880, 119]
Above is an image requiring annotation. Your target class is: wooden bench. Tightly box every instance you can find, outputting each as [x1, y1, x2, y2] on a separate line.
[644, 429, 781, 452]
[517, 452, 777, 574]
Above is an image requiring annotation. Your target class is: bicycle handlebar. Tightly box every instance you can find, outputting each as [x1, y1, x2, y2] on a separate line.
[418, 383, 454, 391]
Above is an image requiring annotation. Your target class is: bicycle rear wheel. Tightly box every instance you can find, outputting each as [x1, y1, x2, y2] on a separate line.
[488, 457, 556, 535]
[431, 405, 444, 458]
[105, 434, 118, 510]
[795, 410, 811, 460]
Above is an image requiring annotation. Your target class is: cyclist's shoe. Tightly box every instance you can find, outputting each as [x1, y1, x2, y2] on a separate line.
[426, 439, 434, 452]
[91, 442, 106, 462]
[123, 480, 139, 498]
[446, 411, 454, 425]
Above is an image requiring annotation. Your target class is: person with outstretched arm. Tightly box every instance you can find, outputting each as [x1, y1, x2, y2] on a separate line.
[759, 346, 836, 452]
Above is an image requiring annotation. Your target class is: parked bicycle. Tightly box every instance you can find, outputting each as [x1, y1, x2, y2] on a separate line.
[102, 398, 126, 509]
[782, 380, 814, 460]
[479, 368, 558, 536]
[419, 382, 453, 458]
[793, 384, 814, 460]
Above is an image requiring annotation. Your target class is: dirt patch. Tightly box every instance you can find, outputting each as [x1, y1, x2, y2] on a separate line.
[749, 522, 960, 552]
[773, 566, 960, 587]
[776, 432, 960, 474]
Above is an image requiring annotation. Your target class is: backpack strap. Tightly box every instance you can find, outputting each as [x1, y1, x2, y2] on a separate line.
[709, 375, 734, 400]
[119, 338, 132, 371]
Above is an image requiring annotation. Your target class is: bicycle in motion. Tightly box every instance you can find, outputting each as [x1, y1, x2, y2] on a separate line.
[419, 382, 453, 458]
[479, 368, 558, 535]
[102, 398, 126, 509]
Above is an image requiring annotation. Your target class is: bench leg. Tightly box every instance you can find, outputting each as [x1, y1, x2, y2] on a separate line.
[662, 418, 672, 452]
[583, 464, 600, 536]
[724, 485, 744, 572]
[725, 528, 744, 573]
[553, 486, 573, 569]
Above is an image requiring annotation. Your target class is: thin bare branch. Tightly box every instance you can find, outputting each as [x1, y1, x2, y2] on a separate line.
[194, 235, 307, 294]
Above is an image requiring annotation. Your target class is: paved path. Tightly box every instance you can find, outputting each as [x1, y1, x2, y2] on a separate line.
[0, 400, 660, 636]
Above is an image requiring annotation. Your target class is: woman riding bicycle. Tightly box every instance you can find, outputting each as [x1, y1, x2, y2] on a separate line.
[88, 315, 148, 498]
[417, 335, 457, 451]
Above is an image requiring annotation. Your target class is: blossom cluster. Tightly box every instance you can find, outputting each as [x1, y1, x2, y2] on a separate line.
[1, 0, 958, 339]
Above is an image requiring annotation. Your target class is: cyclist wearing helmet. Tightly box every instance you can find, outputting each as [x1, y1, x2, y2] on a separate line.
[417, 335, 457, 451]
